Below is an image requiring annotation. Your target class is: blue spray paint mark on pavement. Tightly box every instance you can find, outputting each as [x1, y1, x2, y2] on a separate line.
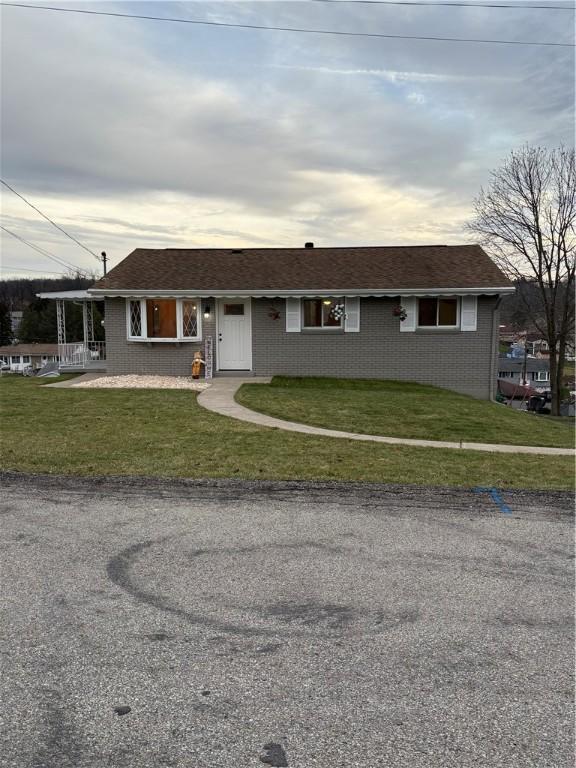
[473, 487, 513, 515]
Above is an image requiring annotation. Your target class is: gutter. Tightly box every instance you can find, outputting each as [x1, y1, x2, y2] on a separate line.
[490, 296, 504, 401]
[88, 286, 516, 299]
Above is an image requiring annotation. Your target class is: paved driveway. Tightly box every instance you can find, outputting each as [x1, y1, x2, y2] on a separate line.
[1, 474, 573, 768]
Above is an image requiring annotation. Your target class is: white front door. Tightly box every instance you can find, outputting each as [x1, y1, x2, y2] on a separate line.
[217, 299, 252, 370]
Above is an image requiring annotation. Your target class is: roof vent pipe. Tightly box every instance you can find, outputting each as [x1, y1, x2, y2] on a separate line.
[304, 242, 314, 249]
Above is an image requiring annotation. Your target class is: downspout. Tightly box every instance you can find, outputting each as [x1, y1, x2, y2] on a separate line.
[489, 296, 503, 401]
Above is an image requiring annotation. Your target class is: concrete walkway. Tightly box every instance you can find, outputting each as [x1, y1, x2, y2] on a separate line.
[197, 378, 575, 456]
[43, 373, 104, 388]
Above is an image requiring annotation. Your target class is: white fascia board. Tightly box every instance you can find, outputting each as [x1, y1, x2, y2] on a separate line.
[36, 290, 96, 300]
[89, 286, 516, 298]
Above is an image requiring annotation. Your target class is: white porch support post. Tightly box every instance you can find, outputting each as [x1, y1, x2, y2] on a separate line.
[86, 301, 95, 342]
[57, 300, 66, 344]
[56, 300, 66, 367]
[82, 300, 95, 366]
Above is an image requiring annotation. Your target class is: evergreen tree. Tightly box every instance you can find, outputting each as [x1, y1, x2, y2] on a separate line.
[18, 300, 58, 343]
[0, 302, 13, 345]
[18, 299, 104, 344]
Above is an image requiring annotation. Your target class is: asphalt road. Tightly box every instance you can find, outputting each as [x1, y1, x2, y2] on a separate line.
[1, 473, 574, 768]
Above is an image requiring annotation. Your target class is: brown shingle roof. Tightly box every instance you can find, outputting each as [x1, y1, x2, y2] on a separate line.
[92, 245, 511, 292]
[0, 343, 59, 356]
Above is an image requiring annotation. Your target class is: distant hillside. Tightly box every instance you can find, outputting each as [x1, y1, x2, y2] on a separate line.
[498, 281, 557, 333]
[0, 276, 95, 311]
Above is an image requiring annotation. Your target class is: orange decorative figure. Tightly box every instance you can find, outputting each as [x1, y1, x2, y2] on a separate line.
[191, 350, 205, 380]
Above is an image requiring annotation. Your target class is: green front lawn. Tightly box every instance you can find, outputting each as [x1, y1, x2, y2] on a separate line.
[0, 377, 573, 490]
[236, 377, 575, 449]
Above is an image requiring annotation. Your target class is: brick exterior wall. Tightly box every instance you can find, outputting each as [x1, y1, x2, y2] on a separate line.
[105, 296, 499, 399]
[251, 297, 500, 399]
[105, 298, 216, 376]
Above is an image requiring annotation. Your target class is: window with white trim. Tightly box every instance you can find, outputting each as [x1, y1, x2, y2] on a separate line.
[182, 300, 199, 337]
[535, 370, 549, 382]
[129, 300, 142, 337]
[418, 297, 459, 328]
[302, 298, 345, 328]
[127, 299, 202, 341]
[146, 299, 177, 338]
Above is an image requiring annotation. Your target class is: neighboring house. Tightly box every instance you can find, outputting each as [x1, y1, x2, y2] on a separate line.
[498, 325, 518, 349]
[500, 329, 551, 358]
[503, 332, 573, 361]
[526, 337, 549, 356]
[78, 243, 513, 399]
[507, 343, 527, 359]
[0, 343, 60, 372]
[497, 355, 550, 392]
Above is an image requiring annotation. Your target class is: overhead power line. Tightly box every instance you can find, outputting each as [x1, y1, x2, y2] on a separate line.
[0, 225, 89, 275]
[1, 3, 573, 47]
[311, 0, 573, 9]
[0, 178, 100, 259]
[1, 224, 87, 273]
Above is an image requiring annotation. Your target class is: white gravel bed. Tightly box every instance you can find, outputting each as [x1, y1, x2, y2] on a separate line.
[72, 375, 211, 390]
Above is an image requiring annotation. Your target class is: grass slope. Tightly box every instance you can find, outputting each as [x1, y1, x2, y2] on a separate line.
[0, 377, 573, 490]
[236, 377, 575, 449]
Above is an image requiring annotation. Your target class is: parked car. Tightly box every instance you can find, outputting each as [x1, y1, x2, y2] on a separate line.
[526, 392, 552, 414]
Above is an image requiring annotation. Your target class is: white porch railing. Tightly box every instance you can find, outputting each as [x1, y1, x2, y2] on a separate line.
[58, 342, 106, 369]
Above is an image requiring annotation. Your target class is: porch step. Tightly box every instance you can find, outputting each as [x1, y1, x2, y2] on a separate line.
[59, 366, 107, 373]
[214, 371, 257, 378]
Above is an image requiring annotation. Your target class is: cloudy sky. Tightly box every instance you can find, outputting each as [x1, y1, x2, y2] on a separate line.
[1, 0, 574, 278]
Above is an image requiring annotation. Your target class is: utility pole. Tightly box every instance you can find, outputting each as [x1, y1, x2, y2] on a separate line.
[100, 251, 108, 276]
[521, 338, 528, 386]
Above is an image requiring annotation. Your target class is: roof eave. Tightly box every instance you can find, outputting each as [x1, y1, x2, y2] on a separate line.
[36, 290, 98, 300]
[88, 286, 515, 298]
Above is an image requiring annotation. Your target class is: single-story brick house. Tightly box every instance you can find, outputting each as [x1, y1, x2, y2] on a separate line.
[81, 243, 514, 399]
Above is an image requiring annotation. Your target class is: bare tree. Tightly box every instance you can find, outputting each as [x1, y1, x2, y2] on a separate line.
[468, 146, 575, 416]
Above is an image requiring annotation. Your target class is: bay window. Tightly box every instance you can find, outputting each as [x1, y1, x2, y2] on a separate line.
[127, 299, 201, 341]
[129, 300, 142, 337]
[146, 299, 176, 338]
[182, 300, 199, 337]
